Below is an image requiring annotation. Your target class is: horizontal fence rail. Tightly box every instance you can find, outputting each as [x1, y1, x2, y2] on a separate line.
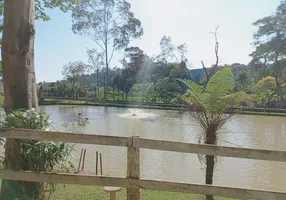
[134, 138, 286, 162]
[0, 128, 286, 200]
[0, 170, 286, 200]
[0, 129, 132, 147]
[1, 129, 286, 162]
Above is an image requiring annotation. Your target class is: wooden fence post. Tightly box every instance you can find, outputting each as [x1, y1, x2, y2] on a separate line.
[127, 136, 140, 200]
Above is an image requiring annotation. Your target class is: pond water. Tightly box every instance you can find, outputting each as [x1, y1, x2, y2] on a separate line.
[40, 105, 286, 192]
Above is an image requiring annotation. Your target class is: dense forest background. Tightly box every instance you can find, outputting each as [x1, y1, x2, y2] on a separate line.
[37, 0, 286, 109]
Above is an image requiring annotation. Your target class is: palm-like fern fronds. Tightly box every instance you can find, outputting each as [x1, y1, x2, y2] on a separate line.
[201, 67, 235, 113]
[205, 67, 234, 97]
[177, 79, 204, 106]
[180, 67, 247, 114]
[221, 91, 248, 107]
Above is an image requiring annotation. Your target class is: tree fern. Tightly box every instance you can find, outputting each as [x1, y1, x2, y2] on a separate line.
[205, 67, 235, 98]
[181, 67, 248, 199]
[179, 67, 244, 113]
[177, 79, 204, 106]
[221, 91, 248, 107]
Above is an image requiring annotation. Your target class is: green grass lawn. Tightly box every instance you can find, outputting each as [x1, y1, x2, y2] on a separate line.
[52, 184, 238, 200]
[0, 179, 238, 199]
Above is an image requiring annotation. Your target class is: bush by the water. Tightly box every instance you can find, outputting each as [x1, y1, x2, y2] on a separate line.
[1, 109, 88, 199]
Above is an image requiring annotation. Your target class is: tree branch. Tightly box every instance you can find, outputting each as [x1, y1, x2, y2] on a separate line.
[87, 35, 105, 52]
[108, 47, 115, 65]
[169, 46, 180, 63]
[209, 25, 221, 78]
[210, 26, 220, 68]
[201, 60, 209, 83]
[201, 25, 221, 85]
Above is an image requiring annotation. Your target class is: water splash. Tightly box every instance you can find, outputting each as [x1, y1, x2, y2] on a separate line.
[119, 108, 159, 120]
[128, 108, 140, 116]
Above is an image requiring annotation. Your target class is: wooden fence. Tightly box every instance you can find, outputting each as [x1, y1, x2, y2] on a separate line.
[0, 129, 286, 200]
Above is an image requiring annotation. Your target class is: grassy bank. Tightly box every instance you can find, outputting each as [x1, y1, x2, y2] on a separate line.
[52, 184, 237, 200]
[41, 98, 286, 116]
[41, 98, 181, 110]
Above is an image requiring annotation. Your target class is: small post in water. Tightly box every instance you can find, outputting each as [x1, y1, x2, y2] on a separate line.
[82, 149, 87, 170]
[95, 151, 98, 175]
[77, 149, 84, 171]
[100, 153, 103, 175]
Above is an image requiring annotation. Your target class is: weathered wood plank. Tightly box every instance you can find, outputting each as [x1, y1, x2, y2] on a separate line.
[127, 137, 140, 200]
[0, 170, 130, 187]
[134, 138, 286, 162]
[0, 129, 132, 147]
[1, 170, 286, 200]
[139, 179, 286, 200]
[1, 129, 286, 162]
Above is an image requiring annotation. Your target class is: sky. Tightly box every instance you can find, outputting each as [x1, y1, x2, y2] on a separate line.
[35, 0, 281, 82]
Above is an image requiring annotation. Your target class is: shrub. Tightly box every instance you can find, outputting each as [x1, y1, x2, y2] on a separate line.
[1, 109, 88, 199]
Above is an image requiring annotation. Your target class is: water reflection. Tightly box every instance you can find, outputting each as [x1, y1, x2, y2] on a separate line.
[41, 105, 286, 192]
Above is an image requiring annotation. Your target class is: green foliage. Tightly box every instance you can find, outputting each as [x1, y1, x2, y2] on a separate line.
[35, 0, 79, 21]
[250, 0, 286, 106]
[62, 61, 88, 81]
[158, 36, 188, 63]
[58, 82, 74, 97]
[252, 76, 279, 107]
[255, 76, 276, 92]
[235, 70, 253, 92]
[253, 90, 278, 108]
[4, 108, 50, 130]
[0, 61, 2, 78]
[180, 79, 203, 105]
[62, 112, 89, 133]
[40, 0, 79, 12]
[0, 89, 4, 107]
[183, 67, 244, 114]
[0, 0, 78, 33]
[181, 68, 248, 196]
[62, 61, 89, 95]
[2, 109, 62, 198]
[1, 109, 89, 199]
[86, 48, 105, 71]
[205, 67, 234, 99]
[72, 0, 144, 88]
[0, 0, 78, 21]
[153, 78, 183, 103]
[112, 47, 147, 97]
[170, 62, 190, 79]
[130, 83, 154, 101]
[180, 68, 247, 198]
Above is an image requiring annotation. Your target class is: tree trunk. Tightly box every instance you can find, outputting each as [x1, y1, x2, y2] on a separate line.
[205, 128, 216, 200]
[96, 69, 99, 100]
[104, 75, 107, 100]
[71, 80, 75, 98]
[104, 41, 108, 101]
[205, 155, 215, 200]
[273, 55, 284, 108]
[1, 0, 39, 198]
[274, 63, 284, 108]
[2, 0, 38, 111]
[275, 75, 283, 108]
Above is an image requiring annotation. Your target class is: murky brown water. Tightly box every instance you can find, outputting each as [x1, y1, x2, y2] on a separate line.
[41, 105, 286, 192]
